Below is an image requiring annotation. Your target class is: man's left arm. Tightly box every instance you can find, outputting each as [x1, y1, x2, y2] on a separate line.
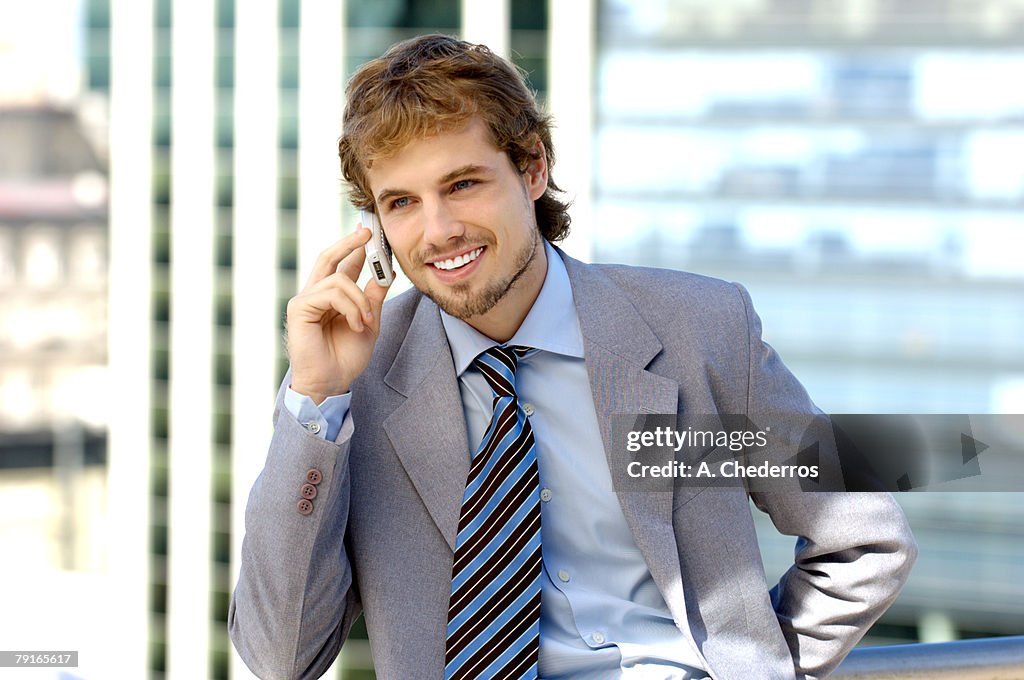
[734, 283, 918, 680]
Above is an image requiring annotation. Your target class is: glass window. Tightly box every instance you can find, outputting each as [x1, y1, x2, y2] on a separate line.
[23, 228, 64, 288]
[68, 225, 107, 287]
[0, 227, 15, 287]
[595, 0, 1024, 416]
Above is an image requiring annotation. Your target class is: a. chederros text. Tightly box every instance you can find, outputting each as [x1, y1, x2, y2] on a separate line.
[626, 460, 819, 479]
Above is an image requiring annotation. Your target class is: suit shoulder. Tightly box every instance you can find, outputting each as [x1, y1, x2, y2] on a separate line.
[379, 284, 424, 325]
[590, 261, 748, 315]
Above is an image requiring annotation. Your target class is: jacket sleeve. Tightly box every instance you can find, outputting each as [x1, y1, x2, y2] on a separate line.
[228, 380, 362, 680]
[735, 283, 918, 680]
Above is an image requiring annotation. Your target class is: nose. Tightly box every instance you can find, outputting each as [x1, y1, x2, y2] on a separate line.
[421, 198, 465, 247]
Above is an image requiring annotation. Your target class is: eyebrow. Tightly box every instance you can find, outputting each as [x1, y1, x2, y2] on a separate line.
[375, 164, 492, 206]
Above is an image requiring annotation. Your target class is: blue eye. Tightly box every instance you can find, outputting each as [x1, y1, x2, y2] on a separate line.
[453, 179, 476, 191]
[391, 196, 411, 209]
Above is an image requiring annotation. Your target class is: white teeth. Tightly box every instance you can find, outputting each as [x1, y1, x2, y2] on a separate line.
[433, 247, 483, 271]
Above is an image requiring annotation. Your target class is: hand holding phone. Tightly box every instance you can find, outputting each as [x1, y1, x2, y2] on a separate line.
[361, 210, 395, 286]
[285, 224, 391, 403]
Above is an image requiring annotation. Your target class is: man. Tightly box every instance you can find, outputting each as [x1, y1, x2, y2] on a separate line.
[229, 35, 916, 680]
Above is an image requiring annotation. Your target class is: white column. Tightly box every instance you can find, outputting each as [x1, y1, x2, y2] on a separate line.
[230, 1, 280, 678]
[167, 0, 216, 677]
[296, 7, 352, 676]
[461, 0, 510, 57]
[548, 0, 595, 261]
[297, 0, 346, 283]
[107, 0, 154, 677]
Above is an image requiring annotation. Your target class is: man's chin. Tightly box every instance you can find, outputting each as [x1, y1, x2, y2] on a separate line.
[431, 295, 492, 321]
[425, 283, 505, 321]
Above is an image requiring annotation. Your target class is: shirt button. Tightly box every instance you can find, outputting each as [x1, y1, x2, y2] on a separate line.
[592, 631, 605, 645]
[540, 488, 553, 502]
[557, 569, 570, 583]
[304, 421, 321, 435]
[522, 403, 535, 416]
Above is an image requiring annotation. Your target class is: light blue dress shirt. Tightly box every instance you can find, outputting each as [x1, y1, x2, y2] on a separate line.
[285, 242, 708, 678]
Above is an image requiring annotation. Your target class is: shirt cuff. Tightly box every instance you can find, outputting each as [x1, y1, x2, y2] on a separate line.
[283, 387, 351, 442]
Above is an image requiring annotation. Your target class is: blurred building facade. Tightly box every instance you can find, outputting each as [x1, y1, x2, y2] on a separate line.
[594, 0, 1024, 645]
[0, 97, 112, 677]
[0, 106, 108, 560]
[87, 1, 555, 679]
[1, 0, 1020, 679]
[0, 106, 108, 432]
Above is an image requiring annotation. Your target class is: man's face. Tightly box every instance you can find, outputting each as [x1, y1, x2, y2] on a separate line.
[366, 118, 549, 339]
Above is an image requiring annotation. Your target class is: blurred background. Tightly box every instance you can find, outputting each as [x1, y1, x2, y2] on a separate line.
[0, 0, 1021, 678]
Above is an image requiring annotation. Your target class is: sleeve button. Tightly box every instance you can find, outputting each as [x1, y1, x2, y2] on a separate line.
[306, 469, 323, 485]
[296, 499, 314, 515]
[300, 483, 318, 500]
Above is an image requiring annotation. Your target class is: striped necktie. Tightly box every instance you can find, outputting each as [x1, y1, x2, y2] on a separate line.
[445, 345, 542, 680]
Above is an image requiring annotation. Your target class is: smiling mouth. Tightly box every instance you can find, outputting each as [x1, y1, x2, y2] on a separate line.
[430, 247, 484, 271]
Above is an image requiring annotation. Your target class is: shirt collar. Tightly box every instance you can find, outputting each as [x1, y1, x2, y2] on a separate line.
[441, 240, 584, 376]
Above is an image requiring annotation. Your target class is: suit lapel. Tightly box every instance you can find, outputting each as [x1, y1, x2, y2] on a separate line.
[561, 251, 688, 617]
[382, 296, 469, 552]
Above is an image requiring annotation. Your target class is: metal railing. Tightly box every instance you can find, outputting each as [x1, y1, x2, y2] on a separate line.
[833, 636, 1024, 679]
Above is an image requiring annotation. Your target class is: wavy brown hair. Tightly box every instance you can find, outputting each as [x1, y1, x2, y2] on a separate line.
[338, 34, 571, 243]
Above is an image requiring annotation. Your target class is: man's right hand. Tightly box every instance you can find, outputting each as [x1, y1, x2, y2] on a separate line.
[286, 226, 392, 404]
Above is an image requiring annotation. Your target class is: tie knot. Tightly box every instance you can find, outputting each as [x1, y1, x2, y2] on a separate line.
[474, 345, 532, 398]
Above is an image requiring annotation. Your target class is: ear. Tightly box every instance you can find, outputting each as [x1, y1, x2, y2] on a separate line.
[522, 139, 549, 202]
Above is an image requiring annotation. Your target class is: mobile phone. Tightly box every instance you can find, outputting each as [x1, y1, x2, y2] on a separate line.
[361, 209, 395, 286]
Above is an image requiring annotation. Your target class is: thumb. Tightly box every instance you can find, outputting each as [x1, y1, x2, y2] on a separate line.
[363, 277, 391, 324]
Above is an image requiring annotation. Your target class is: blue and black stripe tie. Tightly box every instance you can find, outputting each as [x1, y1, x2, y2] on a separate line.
[445, 345, 542, 680]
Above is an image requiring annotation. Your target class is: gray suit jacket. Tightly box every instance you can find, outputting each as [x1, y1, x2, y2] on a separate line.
[229, 249, 917, 680]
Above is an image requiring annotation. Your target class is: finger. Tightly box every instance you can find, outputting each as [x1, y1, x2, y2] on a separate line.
[289, 287, 367, 332]
[306, 270, 374, 321]
[303, 227, 372, 290]
[337, 243, 366, 281]
[362, 274, 392, 325]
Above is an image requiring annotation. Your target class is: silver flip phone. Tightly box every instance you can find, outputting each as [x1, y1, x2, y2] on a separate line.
[361, 210, 395, 286]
